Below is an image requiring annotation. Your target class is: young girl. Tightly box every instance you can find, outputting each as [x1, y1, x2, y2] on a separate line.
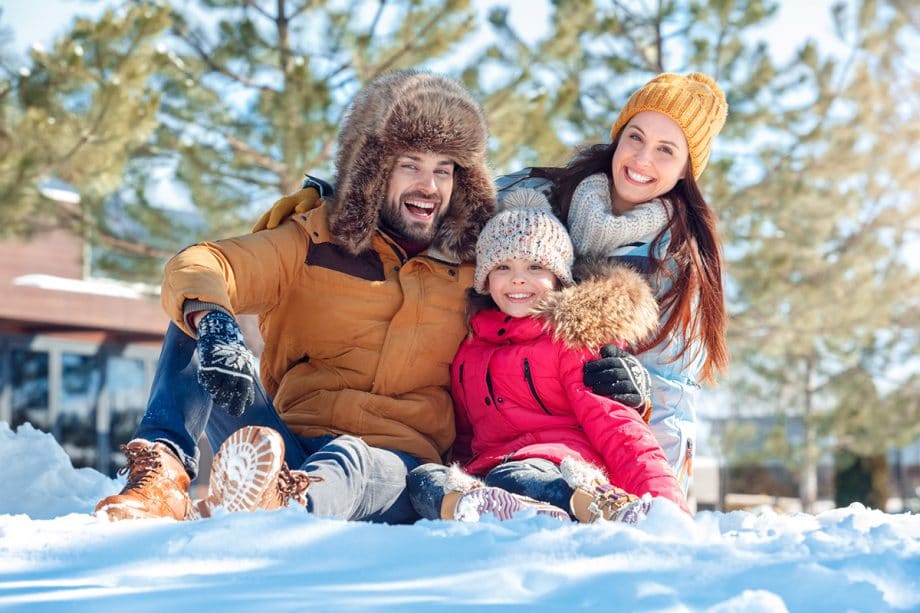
[406, 190, 689, 523]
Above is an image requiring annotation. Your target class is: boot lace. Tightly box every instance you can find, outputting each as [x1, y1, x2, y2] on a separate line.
[117, 444, 162, 488]
[278, 464, 323, 507]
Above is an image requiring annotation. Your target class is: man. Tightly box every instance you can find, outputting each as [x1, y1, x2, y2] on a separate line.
[95, 71, 495, 524]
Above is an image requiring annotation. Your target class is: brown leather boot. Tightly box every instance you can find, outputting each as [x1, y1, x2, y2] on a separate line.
[193, 426, 320, 518]
[95, 440, 192, 521]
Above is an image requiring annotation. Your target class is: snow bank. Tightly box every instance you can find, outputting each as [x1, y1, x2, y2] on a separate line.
[1, 423, 918, 611]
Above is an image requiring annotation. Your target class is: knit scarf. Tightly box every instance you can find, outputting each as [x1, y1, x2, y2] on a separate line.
[566, 173, 670, 257]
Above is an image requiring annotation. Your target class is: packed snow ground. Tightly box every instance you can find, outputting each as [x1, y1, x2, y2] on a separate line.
[1, 423, 919, 611]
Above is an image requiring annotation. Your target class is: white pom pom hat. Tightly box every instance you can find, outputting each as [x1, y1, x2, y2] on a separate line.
[473, 189, 574, 294]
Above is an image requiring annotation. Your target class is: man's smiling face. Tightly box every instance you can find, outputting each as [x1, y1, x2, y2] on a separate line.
[380, 151, 455, 244]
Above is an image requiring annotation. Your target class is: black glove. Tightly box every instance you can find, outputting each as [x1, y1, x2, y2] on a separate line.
[196, 310, 256, 416]
[583, 345, 652, 421]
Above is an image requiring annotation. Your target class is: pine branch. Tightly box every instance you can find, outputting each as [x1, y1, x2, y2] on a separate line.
[170, 16, 274, 94]
[273, 0, 292, 75]
[50, 197, 174, 259]
[371, 4, 455, 78]
[609, 0, 663, 72]
[288, 1, 314, 21]
[367, 0, 386, 39]
[653, 0, 665, 71]
[94, 232, 175, 260]
[242, 0, 274, 22]
[887, 0, 920, 31]
[302, 136, 337, 179]
[223, 134, 288, 177]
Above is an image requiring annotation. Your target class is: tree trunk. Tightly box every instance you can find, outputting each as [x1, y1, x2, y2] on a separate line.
[800, 358, 818, 513]
[834, 450, 890, 510]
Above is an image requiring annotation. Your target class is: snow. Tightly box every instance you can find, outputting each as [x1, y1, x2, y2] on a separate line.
[2, 422, 919, 611]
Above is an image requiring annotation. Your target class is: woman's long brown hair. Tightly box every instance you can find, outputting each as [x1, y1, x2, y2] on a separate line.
[531, 138, 728, 384]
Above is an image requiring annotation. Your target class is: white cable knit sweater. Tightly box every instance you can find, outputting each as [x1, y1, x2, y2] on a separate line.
[566, 173, 670, 257]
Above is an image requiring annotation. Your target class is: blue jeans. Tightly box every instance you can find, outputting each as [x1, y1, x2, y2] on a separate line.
[135, 322, 421, 524]
[407, 458, 575, 520]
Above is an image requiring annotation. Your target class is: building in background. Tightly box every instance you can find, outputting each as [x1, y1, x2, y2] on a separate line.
[0, 188, 168, 477]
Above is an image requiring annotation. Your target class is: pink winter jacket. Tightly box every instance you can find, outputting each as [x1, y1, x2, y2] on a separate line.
[451, 263, 689, 512]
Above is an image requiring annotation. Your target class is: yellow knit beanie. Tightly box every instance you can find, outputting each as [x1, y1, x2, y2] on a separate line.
[609, 72, 728, 180]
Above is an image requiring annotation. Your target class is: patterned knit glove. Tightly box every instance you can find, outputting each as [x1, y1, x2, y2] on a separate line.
[583, 345, 652, 422]
[196, 311, 256, 417]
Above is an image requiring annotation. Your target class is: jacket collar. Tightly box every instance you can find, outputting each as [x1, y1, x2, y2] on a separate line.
[471, 309, 545, 344]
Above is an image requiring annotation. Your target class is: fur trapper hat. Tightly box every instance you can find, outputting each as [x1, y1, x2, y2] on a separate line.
[329, 70, 496, 262]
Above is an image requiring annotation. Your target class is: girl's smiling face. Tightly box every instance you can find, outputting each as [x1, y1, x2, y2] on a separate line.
[610, 111, 690, 214]
[487, 259, 559, 318]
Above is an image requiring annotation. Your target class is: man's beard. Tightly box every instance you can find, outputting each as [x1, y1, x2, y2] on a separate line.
[379, 193, 445, 245]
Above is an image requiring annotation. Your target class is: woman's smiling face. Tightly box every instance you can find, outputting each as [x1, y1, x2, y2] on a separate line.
[610, 111, 690, 214]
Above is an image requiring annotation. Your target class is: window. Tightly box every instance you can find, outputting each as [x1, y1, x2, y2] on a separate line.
[56, 353, 101, 470]
[11, 349, 49, 432]
[105, 356, 149, 475]
[2, 335, 158, 476]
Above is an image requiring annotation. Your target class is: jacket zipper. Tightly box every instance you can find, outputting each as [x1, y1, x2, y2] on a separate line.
[485, 370, 499, 409]
[523, 359, 552, 415]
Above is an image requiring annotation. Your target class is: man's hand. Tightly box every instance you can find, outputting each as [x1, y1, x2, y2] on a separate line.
[583, 346, 652, 422]
[196, 311, 256, 417]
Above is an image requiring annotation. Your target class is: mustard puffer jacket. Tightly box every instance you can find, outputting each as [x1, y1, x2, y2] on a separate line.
[162, 204, 472, 464]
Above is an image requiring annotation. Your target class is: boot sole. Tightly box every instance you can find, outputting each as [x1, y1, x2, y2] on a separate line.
[454, 487, 570, 523]
[207, 426, 285, 513]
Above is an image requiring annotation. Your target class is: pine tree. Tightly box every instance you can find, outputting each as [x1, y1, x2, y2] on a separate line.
[462, 0, 781, 172]
[722, 0, 920, 510]
[0, 4, 174, 260]
[1, 1, 483, 277]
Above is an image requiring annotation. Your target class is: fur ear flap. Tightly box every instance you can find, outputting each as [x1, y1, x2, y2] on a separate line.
[432, 161, 497, 263]
[328, 136, 387, 255]
[445, 464, 485, 493]
[560, 457, 608, 490]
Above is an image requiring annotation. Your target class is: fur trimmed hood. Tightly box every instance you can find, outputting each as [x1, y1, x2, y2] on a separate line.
[531, 259, 659, 351]
[328, 70, 496, 262]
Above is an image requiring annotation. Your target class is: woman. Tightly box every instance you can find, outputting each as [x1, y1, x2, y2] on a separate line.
[497, 72, 729, 494]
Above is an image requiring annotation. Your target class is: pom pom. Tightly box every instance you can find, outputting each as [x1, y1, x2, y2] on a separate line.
[688, 72, 727, 106]
[500, 188, 552, 213]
